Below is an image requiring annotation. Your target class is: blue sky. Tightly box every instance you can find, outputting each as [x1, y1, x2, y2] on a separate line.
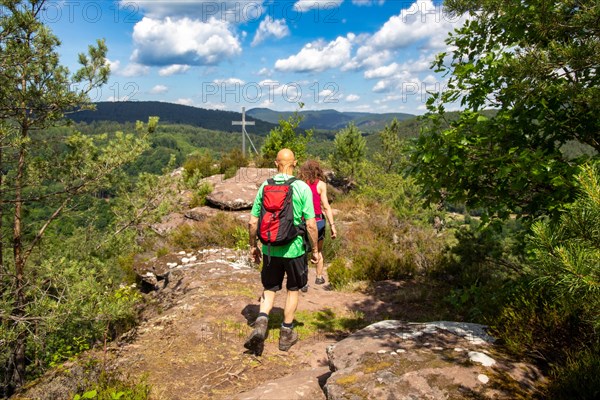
[45, 0, 464, 114]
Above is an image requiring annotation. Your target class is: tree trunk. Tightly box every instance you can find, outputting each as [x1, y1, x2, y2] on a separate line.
[11, 134, 27, 390]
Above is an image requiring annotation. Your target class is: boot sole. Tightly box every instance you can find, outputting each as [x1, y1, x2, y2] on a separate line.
[244, 333, 265, 356]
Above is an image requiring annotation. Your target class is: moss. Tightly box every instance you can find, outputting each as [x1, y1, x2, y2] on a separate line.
[335, 374, 358, 386]
[360, 357, 393, 374]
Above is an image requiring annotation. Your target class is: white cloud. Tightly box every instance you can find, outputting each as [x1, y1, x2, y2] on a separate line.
[149, 85, 168, 94]
[259, 79, 280, 87]
[120, 0, 265, 22]
[293, 0, 343, 12]
[345, 94, 360, 102]
[344, 47, 392, 71]
[364, 62, 400, 79]
[275, 35, 353, 73]
[352, 0, 385, 5]
[257, 67, 273, 77]
[369, 0, 463, 51]
[201, 102, 228, 110]
[175, 98, 195, 106]
[214, 78, 246, 85]
[118, 63, 150, 77]
[106, 59, 121, 72]
[158, 64, 191, 76]
[251, 16, 290, 46]
[372, 79, 393, 93]
[131, 17, 241, 66]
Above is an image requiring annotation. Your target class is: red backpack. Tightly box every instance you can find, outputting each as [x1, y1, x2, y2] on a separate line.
[258, 177, 305, 249]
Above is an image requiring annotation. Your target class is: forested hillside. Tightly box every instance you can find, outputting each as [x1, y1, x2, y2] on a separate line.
[69, 101, 277, 134]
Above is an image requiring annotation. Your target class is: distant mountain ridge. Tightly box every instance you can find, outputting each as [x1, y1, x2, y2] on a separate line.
[68, 101, 416, 134]
[69, 101, 277, 133]
[246, 108, 415, 132]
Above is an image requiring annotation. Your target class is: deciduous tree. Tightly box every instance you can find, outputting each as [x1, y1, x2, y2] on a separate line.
[412, 0, 600, 220]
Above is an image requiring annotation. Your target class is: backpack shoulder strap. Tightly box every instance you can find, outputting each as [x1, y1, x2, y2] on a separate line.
[266, 178, 276, 185]
[284, 177, 297, 185]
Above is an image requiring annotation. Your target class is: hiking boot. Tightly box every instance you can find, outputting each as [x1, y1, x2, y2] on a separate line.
[315, 276, 325, 285]
[300, 284, 309, 293]
[279, 327, 298, 351]
[244, 316, 268, 356]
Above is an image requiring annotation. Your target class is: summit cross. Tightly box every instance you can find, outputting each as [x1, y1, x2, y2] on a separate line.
[232, 107, 256, 157]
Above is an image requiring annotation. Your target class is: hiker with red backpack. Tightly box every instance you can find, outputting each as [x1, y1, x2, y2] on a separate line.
[245, 149, 319, 355]
[298, 160, 338, 286]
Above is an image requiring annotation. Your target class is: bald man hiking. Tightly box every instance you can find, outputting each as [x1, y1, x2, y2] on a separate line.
[245, 149, 319, 356]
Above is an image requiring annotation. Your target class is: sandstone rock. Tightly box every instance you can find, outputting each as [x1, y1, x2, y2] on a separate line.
[184, 206, 220, 221]
[324, 320, 544, 400]
[233, 367, 329, 400]
[206, 167, 275, 210]
[150, 212, 189, 236]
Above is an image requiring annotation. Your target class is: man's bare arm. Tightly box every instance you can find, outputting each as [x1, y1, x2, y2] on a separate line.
[306, 218, 318, 249]
[249, 215, 258, 246]
[248, 215, 261, 263]
[305, 217, 319, 263]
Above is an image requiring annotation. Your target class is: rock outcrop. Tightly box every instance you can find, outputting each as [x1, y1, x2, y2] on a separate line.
[206, 167, 276, 210]
[324, 320, 544, 400]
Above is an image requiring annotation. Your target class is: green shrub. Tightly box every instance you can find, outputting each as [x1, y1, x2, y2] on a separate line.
[189, 181, 213, 208]
[233, 226, 249, 250]
[219, 148, 248, 176]
[327, 258, 354, 290]
[168, 212, 246, 250]
[73, 370, 150, 400]
[183, 151, 216, 183]
[543, 348, 600, 400]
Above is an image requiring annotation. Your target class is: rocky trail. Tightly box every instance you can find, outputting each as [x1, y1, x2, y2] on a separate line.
[17, 168, 546, 399]
[115, 247, 543, 400]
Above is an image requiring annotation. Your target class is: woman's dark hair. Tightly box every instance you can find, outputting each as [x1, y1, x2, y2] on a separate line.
[298, 159, 325, 183]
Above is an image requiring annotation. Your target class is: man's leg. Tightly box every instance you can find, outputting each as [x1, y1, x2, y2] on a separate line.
[260, 290, 276, 315]
[245, 257, 284, 355]
[279, 255, 305, 351]
[283, 290, 299, 325]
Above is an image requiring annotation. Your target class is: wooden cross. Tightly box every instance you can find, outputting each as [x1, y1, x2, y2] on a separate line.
[232, 107, 256, 157]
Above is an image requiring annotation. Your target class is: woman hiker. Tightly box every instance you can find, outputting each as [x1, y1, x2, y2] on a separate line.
[298, 160, 338, 285]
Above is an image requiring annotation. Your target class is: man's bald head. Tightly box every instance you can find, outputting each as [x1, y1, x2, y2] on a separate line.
[275, 148, 297, 174]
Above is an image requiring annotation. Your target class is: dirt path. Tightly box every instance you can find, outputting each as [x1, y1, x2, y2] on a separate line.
[110, 249, 385, 400]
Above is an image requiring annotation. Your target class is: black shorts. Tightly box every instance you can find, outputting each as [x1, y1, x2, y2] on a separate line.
[317, 219, 326, 242]
[261, 254, 308, 292]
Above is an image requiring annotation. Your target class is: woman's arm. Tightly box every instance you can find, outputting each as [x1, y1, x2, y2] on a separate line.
[318, 180, 337, 239]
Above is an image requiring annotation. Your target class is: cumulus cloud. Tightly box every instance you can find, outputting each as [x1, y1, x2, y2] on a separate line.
[293, 0, 343, 12]
[344, 1, 464, 74]
[214, 78, 246, 85]
[251, 16, 290, 46]
[345, 94, 360, 102]
[120, 0, 265, 22]
[370, 0, 461, 50]
[257, 67, 273, 77]
[175, 98, 195, 106]
[275, 35, 354, 73]
[149, 85, 168, 94]
[117, 63, 150, 77]
[158, 64, 191, 76]
[131, 17, 241, 66]
[364, 62, 400, 79]
[106, 59, 121, 73]
[352, 0, 385, 5]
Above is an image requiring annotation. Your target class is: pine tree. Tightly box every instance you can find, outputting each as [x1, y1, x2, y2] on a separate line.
[0, 1, 152, 393]
[330, 122, 366, 184]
